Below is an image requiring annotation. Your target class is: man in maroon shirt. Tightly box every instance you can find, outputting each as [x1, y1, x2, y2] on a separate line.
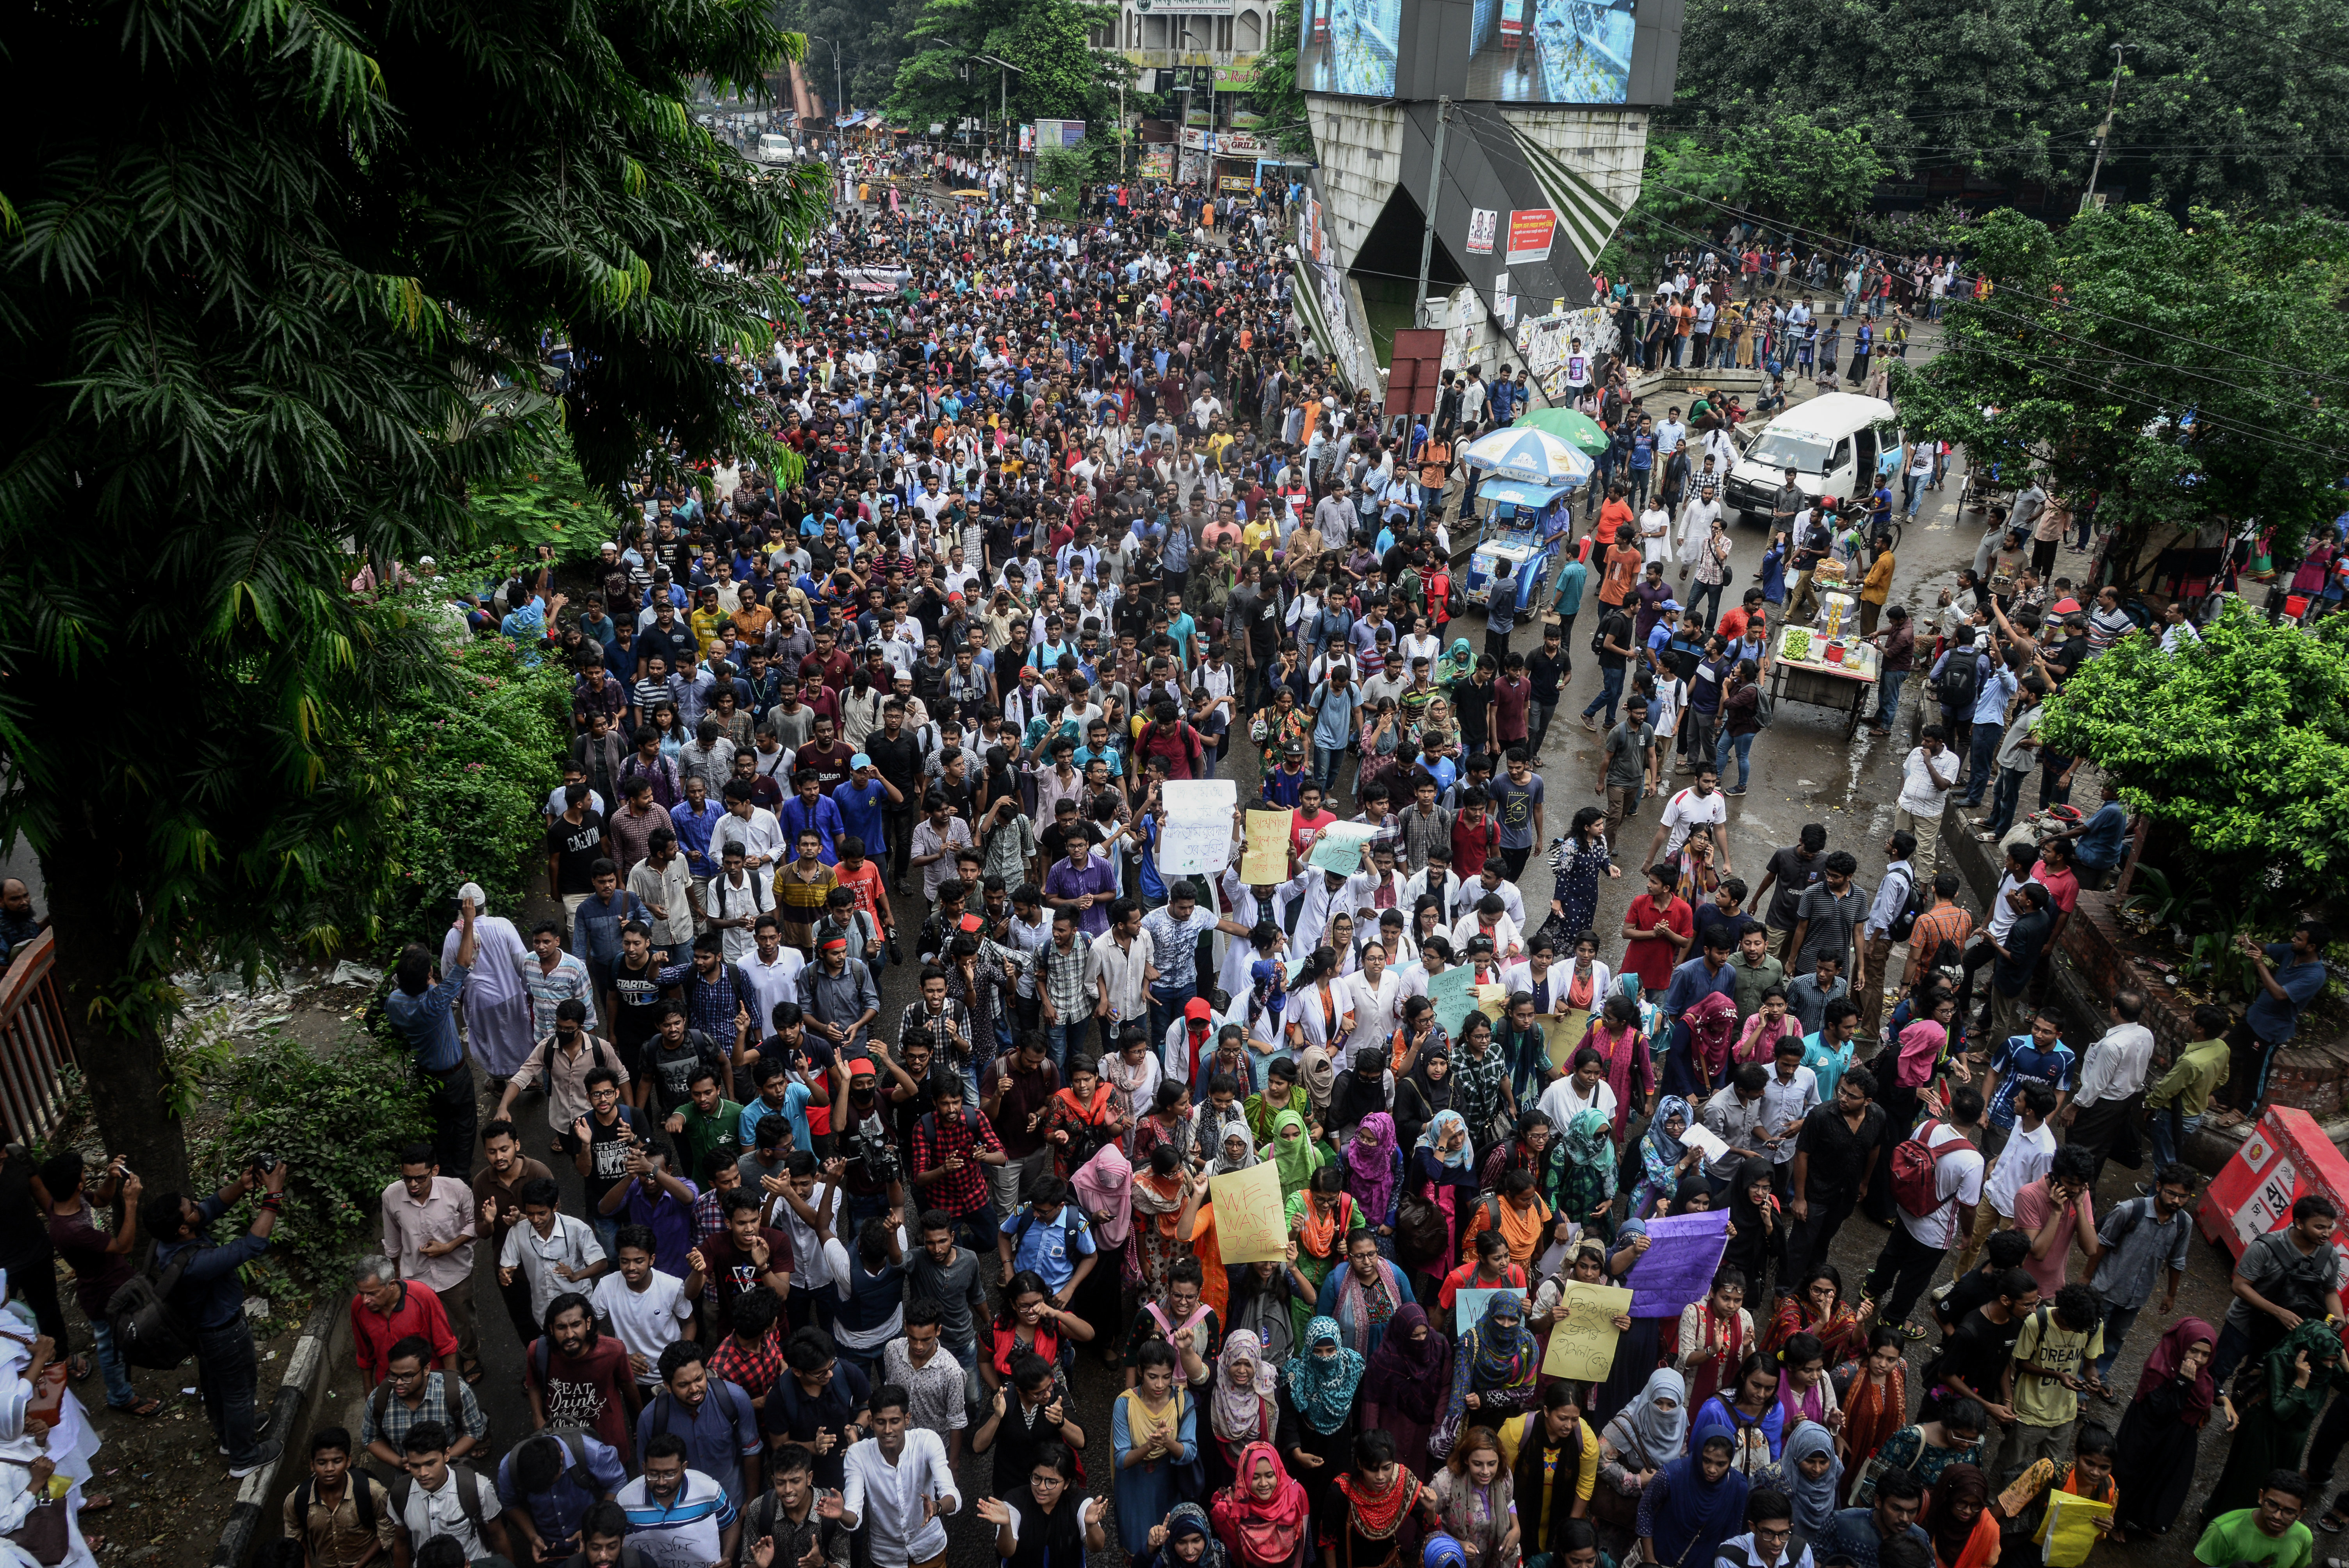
[980, 1035, 1061, 1220]
[688, 1190, 794, 1326]
[41, 1151, 155, 1414]
[1492, 655, 1533, 752]
[524, 1293, 638, 1453]
[797, 627, 854, 693]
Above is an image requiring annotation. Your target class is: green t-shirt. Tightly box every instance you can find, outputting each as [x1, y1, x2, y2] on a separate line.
[676, 1098, 745, 1186]
[2196, 1509, 2313, 1568]
[2011, 1305, 2103, 1427]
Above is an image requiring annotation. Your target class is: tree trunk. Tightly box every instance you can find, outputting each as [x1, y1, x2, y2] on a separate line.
[39, 830, 191, 1197]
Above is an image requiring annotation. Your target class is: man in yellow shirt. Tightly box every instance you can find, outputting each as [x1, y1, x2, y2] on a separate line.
[689, 589, 729, 660]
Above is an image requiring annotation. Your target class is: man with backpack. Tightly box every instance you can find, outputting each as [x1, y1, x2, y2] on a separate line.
[361, 1334, 491, 1470]
[390, 1420, 513, 1563]
[634, 1341, 762, 1505]
[139, 1156, 291, 1477]
[1865, 1085, 1987, 1341]
[496, 1431, 628, 1567]
[1856, 829, 1919, 1042]
[287, 1427, 397, 1568]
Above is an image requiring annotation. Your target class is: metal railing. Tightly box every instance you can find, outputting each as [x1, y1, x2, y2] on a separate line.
[0, 932, 74, 1143]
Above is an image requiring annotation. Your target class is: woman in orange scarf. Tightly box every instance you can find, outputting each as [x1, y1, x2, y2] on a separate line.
[1838, 1327, 1909, 1504]
[1923, 1465, 2000, 1568]
[1043, 1058, 1125, 1180]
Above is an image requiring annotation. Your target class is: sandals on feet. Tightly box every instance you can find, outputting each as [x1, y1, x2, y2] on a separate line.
[108, 1395, 164, 1418]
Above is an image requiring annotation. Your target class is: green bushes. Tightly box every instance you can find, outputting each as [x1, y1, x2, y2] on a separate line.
[375, 634, 570, 952]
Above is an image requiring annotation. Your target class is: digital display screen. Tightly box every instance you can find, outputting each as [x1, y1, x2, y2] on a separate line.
[1297, 0, 1403, 98]
[1466, 0, 1633, 103]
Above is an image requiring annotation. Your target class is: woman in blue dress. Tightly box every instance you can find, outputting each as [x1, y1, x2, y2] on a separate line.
[1114, 1339, 1201, 1558]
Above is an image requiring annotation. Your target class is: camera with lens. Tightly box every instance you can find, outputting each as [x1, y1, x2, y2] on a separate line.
[251, 1153, 280, 1176]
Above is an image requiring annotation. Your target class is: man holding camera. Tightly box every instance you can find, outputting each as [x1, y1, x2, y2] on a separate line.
[143, 1156, 294, 1477]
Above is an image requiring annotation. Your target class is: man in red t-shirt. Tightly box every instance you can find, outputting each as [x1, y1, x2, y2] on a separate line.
[1289, 784, 1338, 873]
[524, 1295, 638, 1454]
[1450, 792, 1500, 877]
[690, 1189, 795, 1327]
[1620, 863, 1694, 995]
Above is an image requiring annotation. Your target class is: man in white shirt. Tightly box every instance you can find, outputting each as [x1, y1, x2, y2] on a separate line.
[392, 1427, 511, 1562]
[1447, 860, 1527, 927]
[498, 1181, 610, 1325]
[1645, 775, 1730, 874]
[2064, 989, 2157, 1180]
[1758, 1036, 1820, 1173]
[706, 845, 775, 964]
[1864, 1087, 1987, 1337]
[841, 1388, 959, 1568]
[590, 1226, 694, 1388]
[1895, 728, 1959, 877]
[739, 921, 806, 1042]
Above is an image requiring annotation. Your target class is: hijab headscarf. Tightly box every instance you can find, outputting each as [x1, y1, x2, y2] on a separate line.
[1554, 1107, 1616, 1229]
[1650, 1436, 1751, 1568]
[1300, 1046, 1338, 1114]
[1211, 1119, 1260, 1174]
[1212, 1329, 1277, 1444]
[1071, 1144, 1134, 1246]
[1442, 1289, 1538, 1437]
[1360, 1302, 1450, 1424]
[1345, 1111, 1401, 1222]
[1606, 1368, 1690, 1468]
[1164, 1502, 1229, 1568]
[1641, 1094, 1691, 1186]
[1331, 1048, 1392, 1132]
[1417, 1107, 1475, 1172]
[1897, 1019, 1947, 1088]
[1287, 1315, 1366, 1435]
[1270, 1107, 1324, 1197]
[2133, 1316, 2217, 1426]
[1923, 1463, 1992, 1568]
[1407, 1045, 1458, 1117]
[1683, 992, 1739, 1081]
[1771, 1420, 1843, 1541]
[1211, 1441, 1311, 1566]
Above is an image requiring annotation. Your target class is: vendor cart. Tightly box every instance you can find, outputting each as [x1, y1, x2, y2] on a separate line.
[1465, 478, 1581, 606]
[1768, 618, 1879, 738]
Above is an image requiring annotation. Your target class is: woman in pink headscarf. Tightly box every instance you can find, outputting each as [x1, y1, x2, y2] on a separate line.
[1341, 1112, 1404, 1251]
[1073, 1143, 1136, 1363]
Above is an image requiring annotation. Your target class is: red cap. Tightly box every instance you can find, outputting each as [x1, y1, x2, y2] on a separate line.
[1184, 997, 1214, 1025]
[848, 1060, 877, 1078]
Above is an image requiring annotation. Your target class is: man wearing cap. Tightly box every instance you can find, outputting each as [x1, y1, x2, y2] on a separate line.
[795, 931, 879, 1057]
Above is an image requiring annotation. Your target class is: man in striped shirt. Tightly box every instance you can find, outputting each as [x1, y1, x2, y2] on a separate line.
[617, 1437, 739, 1565]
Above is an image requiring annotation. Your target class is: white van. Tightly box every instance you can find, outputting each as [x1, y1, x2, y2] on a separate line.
[756, 134, 796, 164]
[1723, 392, 1901, 527]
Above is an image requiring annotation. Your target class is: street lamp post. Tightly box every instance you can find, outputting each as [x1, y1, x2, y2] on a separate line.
[802, 32, 846, 122]
[973, 52, 1027, 161]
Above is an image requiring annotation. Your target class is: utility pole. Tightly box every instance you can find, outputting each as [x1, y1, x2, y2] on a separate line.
[2079, 43, 2132, 214]
[1413, 96, 1451, 329]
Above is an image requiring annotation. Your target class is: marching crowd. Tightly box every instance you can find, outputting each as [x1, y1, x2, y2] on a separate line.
[26, 161, 2315, 1568]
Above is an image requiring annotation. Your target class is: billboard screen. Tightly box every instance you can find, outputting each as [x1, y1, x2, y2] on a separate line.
[1297, 0, 1403, 98]
[1466, 0, 1633, 102]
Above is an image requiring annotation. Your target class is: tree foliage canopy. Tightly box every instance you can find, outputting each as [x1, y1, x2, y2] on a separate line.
[0, 0, 826, 1185]
[1671, 0, 2349, 214]
[1602, 117, 1888, 276]
[1888, 206, 2349, 563]
[2038, 601, 2349, 923]
[889, 0, 1129, 132]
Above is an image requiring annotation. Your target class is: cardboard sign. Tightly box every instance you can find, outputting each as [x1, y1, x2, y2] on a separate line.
[1541, 1281, 1635, 1380]
[1160, 779, 1239, 876]
[1428, 965, 1480, 1042]
[1455, 1287, 1506, 1335]
[1209, 1162, 1288, 1263]
[1240, 810, 1293, 884]
[1307, 821, 1382, 876]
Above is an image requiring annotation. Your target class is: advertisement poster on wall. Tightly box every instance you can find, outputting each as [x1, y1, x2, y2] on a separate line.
[1466, 207, 1498, 255]
[1506, 208, 1557, 264]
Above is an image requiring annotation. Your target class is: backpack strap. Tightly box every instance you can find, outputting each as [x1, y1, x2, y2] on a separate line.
[370, 1379, 394, 1429]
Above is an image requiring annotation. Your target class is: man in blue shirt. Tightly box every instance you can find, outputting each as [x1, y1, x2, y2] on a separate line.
[831, 757, 893, 859]
[388, 898, 481, 1174]
[144, 1158, 291, 1476]
[1960, 645, 2020, 807]
[2050, 779, 2131, 884]
[1983, 1010, 2076, 1138]
[635, 1342, 762, 1504]
[1306, 663, 1361, 796]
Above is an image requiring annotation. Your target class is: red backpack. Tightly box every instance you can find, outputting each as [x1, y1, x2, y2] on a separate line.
[1888, 1120, 1973, 1219]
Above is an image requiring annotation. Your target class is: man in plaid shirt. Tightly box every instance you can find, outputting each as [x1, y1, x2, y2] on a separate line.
[1037, 909, 1095, 1075]
[704, 1289, 786, 1412]
[1449, 1025, 1512, 1153]
[358, 1335, 491, 1468]
[909, 1080, 1006, 1251]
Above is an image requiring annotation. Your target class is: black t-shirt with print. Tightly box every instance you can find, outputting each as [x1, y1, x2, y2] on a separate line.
[547, 812, 610, 896]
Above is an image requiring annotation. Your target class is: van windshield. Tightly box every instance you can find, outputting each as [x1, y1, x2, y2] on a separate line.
[1747, 431, 1833, 476]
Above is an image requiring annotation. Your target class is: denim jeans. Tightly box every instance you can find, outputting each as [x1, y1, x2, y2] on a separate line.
[1985, 764, 2028, 836]
[1715, 729, 1756, 791]
[91, 1320, 138, 1410]
[1529, 701, 1558, 754]
[2149, 1106, 2201, 1169]
[1873, 668, 1907, 729]
[1148, 983, 1190, 1062]
[1629, 469, 1651, 510]
[1311, 743, 1344, 796]
[1581, 665, 1624, 725]
[1044, 1020, 1080, 1075]
[590, 1213, 621, 1260]
[197, 1316, 263, 1465]
[1962, 721, 2000, 805]
[2091, 1297, 2142, 1383]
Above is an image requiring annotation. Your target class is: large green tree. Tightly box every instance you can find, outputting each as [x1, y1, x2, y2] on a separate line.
[1602, 117, 1888, 276]
[0, 0, 826, 1191]
[888, 0, 1130, 134]
[1670, 0, 2349, 216]
[1888, 205, 2349, 575]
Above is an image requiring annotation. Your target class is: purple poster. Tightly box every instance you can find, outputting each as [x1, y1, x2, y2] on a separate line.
[1624, 1209, 1729, 1320]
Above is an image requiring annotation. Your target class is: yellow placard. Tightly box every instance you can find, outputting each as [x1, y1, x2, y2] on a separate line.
[1540, 1281, 1634, 1381]
[1475, 983, 1508, 1016]
[1209, 1162, 1289, 1264]
[1543, 1010, 1591, 1071]
[1240, 810, 1294, 885]
[2036, 1494, 2112, 1567]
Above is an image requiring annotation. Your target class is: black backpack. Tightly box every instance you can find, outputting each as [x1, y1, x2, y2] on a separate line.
[1936, 650, 1981, 713]
[1885, 865, 1927, 943]
[293, 1473, 381, 1534]
[389, 1466, 490, 1534]
[105, 1249, 196, 1370]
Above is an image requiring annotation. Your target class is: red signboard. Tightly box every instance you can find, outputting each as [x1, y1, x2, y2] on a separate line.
[2199, 1107, 2349, 1280]
[1506, 208, 1556, 264]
